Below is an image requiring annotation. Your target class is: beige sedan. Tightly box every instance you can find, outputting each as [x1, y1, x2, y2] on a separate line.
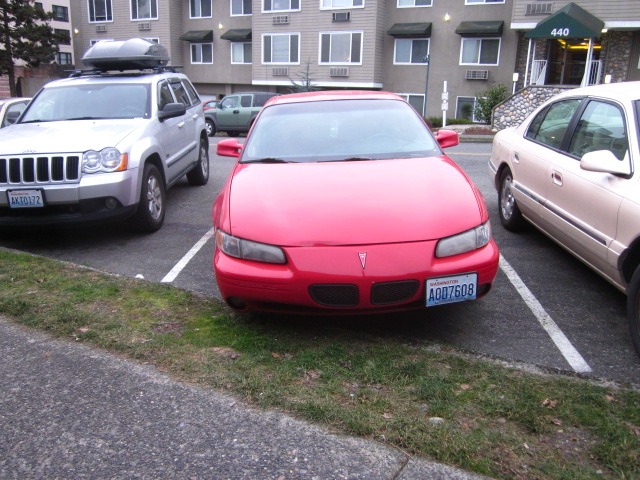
[488, 81, 640, 357]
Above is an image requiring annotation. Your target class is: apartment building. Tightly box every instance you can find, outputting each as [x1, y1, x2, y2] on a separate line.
[66, 0, 640, 121]
[511, 0, 640, 90]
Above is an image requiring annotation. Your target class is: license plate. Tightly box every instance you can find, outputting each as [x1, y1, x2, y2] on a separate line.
[426, 273, 478, 307]
[7, 189, 44, 208]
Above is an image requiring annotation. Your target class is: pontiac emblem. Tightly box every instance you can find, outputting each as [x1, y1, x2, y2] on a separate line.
[358, 252, 367, 269]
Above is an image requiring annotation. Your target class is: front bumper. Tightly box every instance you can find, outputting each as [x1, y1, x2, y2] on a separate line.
[0, 169, 139, 227]
[214, 239, 499, 314]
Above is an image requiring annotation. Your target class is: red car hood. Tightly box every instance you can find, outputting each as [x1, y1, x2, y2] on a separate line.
[224, 156, 484, 246]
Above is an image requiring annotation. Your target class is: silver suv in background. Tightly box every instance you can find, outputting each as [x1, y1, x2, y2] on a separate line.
[0, 38, 209, 232]
[204, 92, 279, 137]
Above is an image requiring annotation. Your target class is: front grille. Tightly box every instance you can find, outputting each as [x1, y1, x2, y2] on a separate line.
[309, 284, 359, 307]
[0, 155, 81, 185]
[371, 280, 419, 305]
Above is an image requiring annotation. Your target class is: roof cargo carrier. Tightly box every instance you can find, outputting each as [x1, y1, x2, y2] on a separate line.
[81, 38, 171, 72]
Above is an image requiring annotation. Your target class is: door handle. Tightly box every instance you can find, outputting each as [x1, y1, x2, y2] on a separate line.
[514, 152, 520, 163]
[551, 171, 563, 186]
[178, 121, 185, 128]
[233, 110, 240, 114]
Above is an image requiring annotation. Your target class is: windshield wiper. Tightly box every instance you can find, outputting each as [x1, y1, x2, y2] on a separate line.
[322, 156, 373, 162]
[245, 157, 292, 164]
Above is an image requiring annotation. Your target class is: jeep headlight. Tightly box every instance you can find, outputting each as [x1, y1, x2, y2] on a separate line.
[435, 221, 491, 258]
[83, 148, 128, 173]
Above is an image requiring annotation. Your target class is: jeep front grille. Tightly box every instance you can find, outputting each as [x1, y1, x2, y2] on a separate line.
[0, 155, 81, 185]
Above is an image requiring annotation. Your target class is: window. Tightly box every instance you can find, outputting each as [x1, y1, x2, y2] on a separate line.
[232, 0, 252, 15]
[525, 99, 581, 149]
[263, 34, 299, 63]
[88, 0, 112, 22]
[191, 43, 213, 64]
[568, 101, 628, 160]
[90, 38, 114, 46]
[55, 29, 71, 45]
[190, 0, 212, 17]
[465, 0, 504, 4]
[263, 0, 299, 12]
[131, 0, 158, 20]
[52, 5, 69, 21]
[460, 38, 500, 65]
[320, 32, 362, 64]
[398, 0, 431, 7]
[397, 93, 425, 116]
[394, 38, 429, 64]
[456, 97, 478, 122]
[170, 79, 195, 107]
[232, 42, 252, 63]
[56, 52, 72, 65]
[321, 0, 364, 8]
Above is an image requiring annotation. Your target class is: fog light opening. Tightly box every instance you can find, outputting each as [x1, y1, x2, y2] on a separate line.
[227, 297, 248, 310]
[104, 197, 118, 210]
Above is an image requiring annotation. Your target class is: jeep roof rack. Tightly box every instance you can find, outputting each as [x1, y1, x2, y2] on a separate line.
[81, 38, 171, 72]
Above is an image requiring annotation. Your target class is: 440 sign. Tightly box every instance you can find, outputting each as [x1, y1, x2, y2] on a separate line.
[550, 28, 571, 37]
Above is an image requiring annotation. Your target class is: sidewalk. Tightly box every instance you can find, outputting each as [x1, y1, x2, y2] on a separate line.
[0, 317, 492, 479]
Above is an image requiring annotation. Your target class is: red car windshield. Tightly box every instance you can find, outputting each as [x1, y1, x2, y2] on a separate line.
[241, 98, 440, 163]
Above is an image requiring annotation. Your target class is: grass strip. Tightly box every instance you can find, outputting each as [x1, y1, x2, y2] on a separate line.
[0, 249, 638, 479]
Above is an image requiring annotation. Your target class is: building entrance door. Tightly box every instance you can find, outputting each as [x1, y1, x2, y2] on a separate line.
[546, 38, 601, 85]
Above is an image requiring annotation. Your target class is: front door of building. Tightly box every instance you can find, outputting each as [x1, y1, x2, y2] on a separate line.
[546, 38, 601, 85]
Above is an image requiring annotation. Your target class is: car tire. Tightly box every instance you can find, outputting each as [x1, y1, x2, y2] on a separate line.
[498, 167, 525, 231]
[187, 138, 209, 186]
[205, 119, 216, 137]
[627, 266, 640, 357]
[130, 164, 165, 233]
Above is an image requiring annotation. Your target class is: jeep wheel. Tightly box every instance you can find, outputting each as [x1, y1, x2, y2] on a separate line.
[205, 119, 216, 137]
[187, 138, 209, 186]
[131, 164, 165, 233]
[627, 266, 640, 357]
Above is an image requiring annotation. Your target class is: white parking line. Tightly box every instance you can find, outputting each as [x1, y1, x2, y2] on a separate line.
[161, 228, 215, 283]
[499, 255, 592, 374]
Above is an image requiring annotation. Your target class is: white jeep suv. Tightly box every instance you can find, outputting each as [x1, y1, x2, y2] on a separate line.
[0, 38, 209, 232]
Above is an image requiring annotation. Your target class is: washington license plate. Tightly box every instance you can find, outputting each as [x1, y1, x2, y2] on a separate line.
[8, 189, 44, 208]
[426, 273, 478, 307]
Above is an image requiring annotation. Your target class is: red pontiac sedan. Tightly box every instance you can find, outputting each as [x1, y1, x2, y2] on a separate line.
[212, 91, 499, 313]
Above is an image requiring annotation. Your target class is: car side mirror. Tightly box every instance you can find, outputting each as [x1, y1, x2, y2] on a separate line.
[4, 111, 21, 126]
[158, 102, 186, 122]
[435, 129, 460, 149]
[580, 150, 631, 177]
[217, 138, 243, 158]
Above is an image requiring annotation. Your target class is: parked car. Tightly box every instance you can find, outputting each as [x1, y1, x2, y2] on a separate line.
[0, 38, 209, 232]
[0, 97, 30, 128]
[202, 99, 218, 111]
[212, 90, 499, 313]
[488, 81, 640, 356]
[204, 91, 279, 137]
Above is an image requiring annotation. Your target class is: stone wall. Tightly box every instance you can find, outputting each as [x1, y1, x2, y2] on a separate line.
[492, 85, 574, 131]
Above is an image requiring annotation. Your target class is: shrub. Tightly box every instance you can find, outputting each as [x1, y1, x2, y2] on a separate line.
[474, 84, 509, 124]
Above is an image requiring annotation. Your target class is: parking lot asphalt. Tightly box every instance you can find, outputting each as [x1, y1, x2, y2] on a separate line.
[0, 316, 489, 480]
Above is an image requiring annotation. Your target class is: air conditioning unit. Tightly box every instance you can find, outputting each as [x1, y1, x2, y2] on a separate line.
[138, 22, 151, 31]
[272, 67, 289, 76]
[95, 25, 107, 33]
[465, 70, 489, 80]
[330, 67, 349, 77]
[332, 12, 351, 22]
[273, 15, 289, 25]
[525, 2, 553, 15]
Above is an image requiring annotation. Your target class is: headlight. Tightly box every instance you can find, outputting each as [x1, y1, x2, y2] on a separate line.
[82, 148, 128, 173]
[435, 221, 491, 258]
[216, 230, 286, 264]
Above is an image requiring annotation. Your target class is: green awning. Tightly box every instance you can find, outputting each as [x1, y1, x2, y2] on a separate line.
[455, 21, 504, 37]
[387, 23, 432, 38]
[179, 30, 213, 42]
[525, 2, 604, 39]
[220, 29, 253, 41]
